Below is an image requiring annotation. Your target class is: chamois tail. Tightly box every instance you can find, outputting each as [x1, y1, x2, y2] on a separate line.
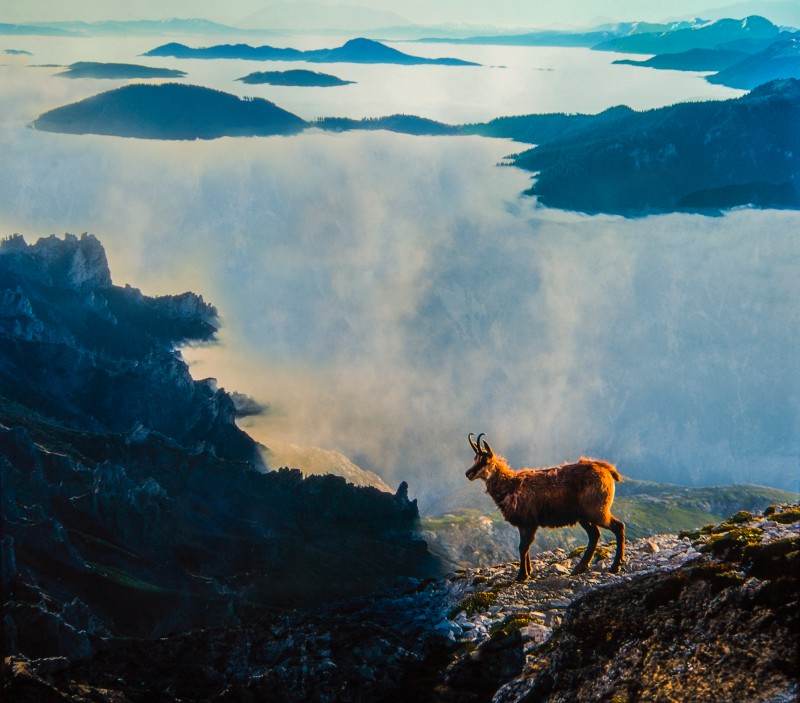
[579, 456, 622, 482]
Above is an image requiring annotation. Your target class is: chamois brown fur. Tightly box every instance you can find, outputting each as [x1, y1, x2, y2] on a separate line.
[465, 433, 625, 580]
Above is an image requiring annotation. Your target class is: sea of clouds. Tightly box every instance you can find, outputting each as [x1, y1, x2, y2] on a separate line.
[1, 37, 797, 506]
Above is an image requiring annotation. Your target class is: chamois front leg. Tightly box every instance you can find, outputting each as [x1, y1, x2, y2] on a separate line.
[517, 524, 537, 581]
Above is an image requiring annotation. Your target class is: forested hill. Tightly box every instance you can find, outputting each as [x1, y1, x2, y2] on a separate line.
[470, 78, 800, 215]
[32, 83, 308, 139]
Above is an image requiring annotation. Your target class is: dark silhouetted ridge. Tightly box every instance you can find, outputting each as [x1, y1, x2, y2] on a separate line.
[145, 37, 479, 65]
[237, 68, 354, 86]
[32, 82, 307, 139]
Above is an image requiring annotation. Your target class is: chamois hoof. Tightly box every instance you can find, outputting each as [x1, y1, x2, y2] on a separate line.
[571, 564, 588, 575]
[516, 572, 529, 582]
[608, 564, 621, 574]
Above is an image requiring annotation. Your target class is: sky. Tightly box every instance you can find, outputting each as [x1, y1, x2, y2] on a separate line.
[3, 0, 799, 28]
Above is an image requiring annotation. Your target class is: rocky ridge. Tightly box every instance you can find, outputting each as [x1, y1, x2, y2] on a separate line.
[1, 233, 439, 665]
[6, 504, 797, 702]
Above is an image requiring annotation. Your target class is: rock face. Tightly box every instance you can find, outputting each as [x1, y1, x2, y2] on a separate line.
[5, 504, 797, 702]
[1, 233, 439, 662]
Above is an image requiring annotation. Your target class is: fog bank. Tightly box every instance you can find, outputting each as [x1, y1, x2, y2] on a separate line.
[2, 120, 797, 504]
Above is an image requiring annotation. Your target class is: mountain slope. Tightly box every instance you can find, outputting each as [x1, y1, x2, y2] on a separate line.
[504, 78, 800, 214]
[613, 48, 749, 71]
[32, 83, 307, 139]
[6, 505, 798, 702]
[708, 36, 800, 87]
[1, 233, 439, 661]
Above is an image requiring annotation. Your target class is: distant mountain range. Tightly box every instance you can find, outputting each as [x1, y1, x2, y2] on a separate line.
[144, 37, 479, 66]
[31, 78, 800, 215]
[706, 35, 800, 87]
[417, 15, 800, 89]
[0, 18, 257, 37]
[56, 61, 186, 80]
[594, 15, 785, 53]
[32, 83, 307, 139]
[237, 69, 353, 87]
[238, 1, 408, 32]
[418, 19, 702, 48]
[607, 18, 800, 89]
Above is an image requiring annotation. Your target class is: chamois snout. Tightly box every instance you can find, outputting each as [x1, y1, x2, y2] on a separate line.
[466, 432, 494, 481]
[465, 463, 481, 481]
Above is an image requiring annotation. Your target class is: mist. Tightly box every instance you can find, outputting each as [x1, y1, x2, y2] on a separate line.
[2, 115, 797, 504]
[1, 32, 797, 508]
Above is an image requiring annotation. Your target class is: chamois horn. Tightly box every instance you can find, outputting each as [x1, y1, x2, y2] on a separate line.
[475, 433, 486, 454]
[468, 433, 479, 454]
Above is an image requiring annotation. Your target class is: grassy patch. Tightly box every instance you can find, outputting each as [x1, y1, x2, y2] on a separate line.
[697, 527, 764, 557]
[772, 507, 800, 524]
[448, 590, 498, 618]
[489, 613, 536, 638]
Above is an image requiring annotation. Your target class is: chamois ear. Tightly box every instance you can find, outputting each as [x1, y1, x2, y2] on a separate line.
[481, 438, 494, 458]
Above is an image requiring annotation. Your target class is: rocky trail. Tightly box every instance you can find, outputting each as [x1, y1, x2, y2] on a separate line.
[5, 504, 798, 703]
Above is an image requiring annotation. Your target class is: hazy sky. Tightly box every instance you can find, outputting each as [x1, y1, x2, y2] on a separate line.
[2, 0, 795, 28]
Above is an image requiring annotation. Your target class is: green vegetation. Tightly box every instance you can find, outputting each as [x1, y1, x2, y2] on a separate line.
[772, 507, 800, 524]
[448, 590, 498, 618]
[698, 527, 764, 553]
[489, 614, 535, 638]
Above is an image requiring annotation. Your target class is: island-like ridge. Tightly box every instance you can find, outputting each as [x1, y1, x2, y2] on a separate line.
[56, 61, 186, 79]
[237, 68, 354, 86]
[32, 82, 307, 139]
[144, 36, 479, 66]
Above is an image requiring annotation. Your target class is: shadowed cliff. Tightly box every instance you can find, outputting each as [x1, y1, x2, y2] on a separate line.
[1, 233, 440, 661]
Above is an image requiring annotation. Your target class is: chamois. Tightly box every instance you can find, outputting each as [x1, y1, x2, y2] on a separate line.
[465, 433, 625, 581]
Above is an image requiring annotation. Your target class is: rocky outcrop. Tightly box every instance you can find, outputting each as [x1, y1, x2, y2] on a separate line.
[1, 233, 440, 663]
[5, 505, 797, 702]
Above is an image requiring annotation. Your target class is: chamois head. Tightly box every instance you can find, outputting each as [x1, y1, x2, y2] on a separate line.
[466, 432, 496, 481]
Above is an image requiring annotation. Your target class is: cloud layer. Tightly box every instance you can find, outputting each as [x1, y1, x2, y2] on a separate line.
[3, 118, 797, 505]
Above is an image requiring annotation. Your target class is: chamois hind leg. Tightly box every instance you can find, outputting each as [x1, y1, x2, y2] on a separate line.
[517, 525, 537, 581]
[574, 520, 600, 575]
[607, 515, 625, 573]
